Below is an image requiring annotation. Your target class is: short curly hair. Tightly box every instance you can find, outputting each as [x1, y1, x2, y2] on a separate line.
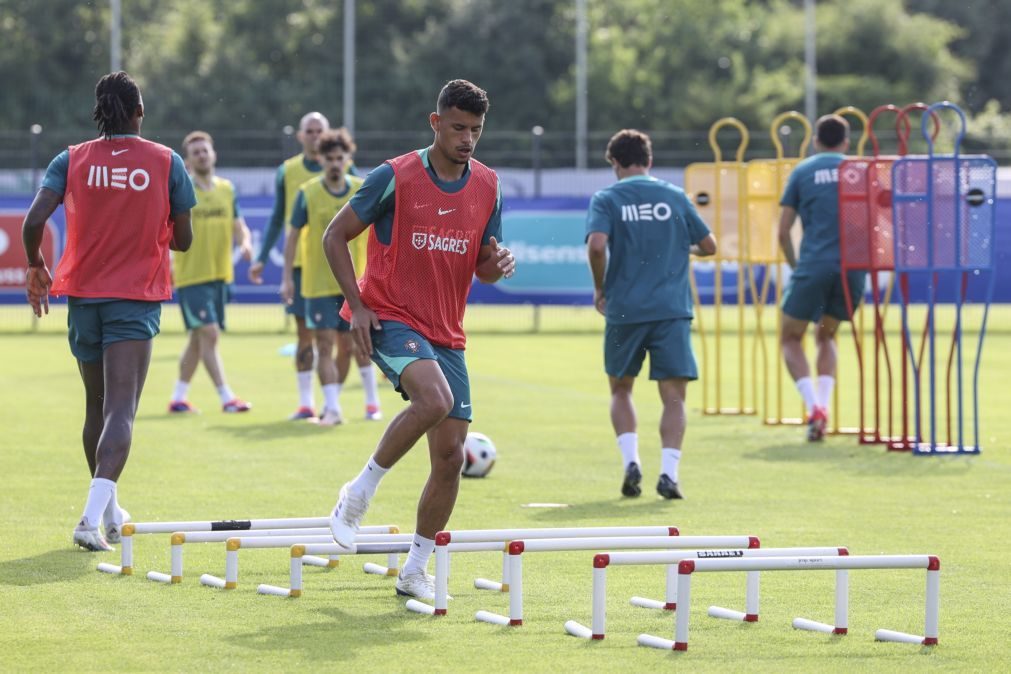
[605, 129, 652, 168]
[316, 127, 356, 155]
[437, 79, 489, 116]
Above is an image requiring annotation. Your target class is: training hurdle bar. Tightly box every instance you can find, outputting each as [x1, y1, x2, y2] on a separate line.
[198, 532, 412, 590]
[473, 535, 759, 628]
[465, 525, 680, 593]
[139, 526, 401, 584]
[635, 554, 939, 652]
[262, 540, 501, 598]
[563, 546, 844, 640]
[96, 516, 346, 576]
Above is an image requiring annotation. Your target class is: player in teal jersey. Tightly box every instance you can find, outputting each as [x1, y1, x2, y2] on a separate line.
[586, 129, 716, 500]
[778, 114, 865, 441]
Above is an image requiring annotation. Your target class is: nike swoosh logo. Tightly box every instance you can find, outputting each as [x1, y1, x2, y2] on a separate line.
[438, 208, 456, 215]
[111, 149, 129, 156]
[460, 403, 471, 408]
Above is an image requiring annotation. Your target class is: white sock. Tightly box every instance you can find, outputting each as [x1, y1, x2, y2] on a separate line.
[817, 375, 835, 410]
[661, 448, 681, 482]
[217, 384, 235, 405]
[795, 376, 817, 414]
[359, 366, 380, 407]
[102, 482, 122, 528]
[172, 380, 190, 403]
[81, 478, 116, 529]
[402, 534, 436, 576]
[350, 457, 389, 500]
[322, 383, 341, 412]
[617, 432, 640, 469]
[297, 371, 314, 408]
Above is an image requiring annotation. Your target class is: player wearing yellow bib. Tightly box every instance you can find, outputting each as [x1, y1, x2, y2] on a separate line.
[169, 131, 253, 414]
[282, 129, 381, 425]
[249, 112, 328, 420]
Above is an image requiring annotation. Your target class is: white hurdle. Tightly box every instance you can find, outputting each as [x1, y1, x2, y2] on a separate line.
[563, 547, 845, 640]
[269, 541, 499, 600]
[466, 526, 680, 592]
[97, 516, 391, 576]
[199, 532, 411, 590]
[142, 526, 401, 584]
[636, 555, 940, 652]
[471, 536, 758, 628]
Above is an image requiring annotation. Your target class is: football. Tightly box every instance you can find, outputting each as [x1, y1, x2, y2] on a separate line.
[462, 432, 497, 478]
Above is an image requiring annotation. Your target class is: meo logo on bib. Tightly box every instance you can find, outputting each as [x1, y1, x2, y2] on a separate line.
[86, 165, 151, 191]
[621, 202, 672, 222]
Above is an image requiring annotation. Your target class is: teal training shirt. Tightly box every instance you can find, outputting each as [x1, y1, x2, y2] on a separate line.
[779, 152, 845, 269]
[349, 148, 502, 246]
[585, 175, 710, 325]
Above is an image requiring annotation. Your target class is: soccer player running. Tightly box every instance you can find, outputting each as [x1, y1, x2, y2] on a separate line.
[777, 114, 864, 442]
[249, 112, 329, 420]
[169, 131, 253, 414]
[281, 128, 381, 425]
[322, 80, 515, 599]
[22, 71, 195, 551]
[586, 130, 716, 500]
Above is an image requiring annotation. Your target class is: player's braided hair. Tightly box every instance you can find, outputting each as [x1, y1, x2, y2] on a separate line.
[93, 71, 141, 139]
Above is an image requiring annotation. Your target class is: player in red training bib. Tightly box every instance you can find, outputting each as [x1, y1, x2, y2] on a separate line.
[21, 72, 196, 552]
[321, 79, 515, 600]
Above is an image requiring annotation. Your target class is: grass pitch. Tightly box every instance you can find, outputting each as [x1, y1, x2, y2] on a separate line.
[0, 305, 1008, 672]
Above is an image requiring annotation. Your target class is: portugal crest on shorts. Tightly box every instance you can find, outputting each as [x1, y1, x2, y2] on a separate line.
[412, 231, 428, 250]
[404, 339, 420, 353]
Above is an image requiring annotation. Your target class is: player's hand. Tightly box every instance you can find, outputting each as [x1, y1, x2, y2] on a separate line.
[239, 242, 253, 262]
[25, 265, 52, 318]
[349, 303, 382, 356]
[279, 276, 294, 305]
[248, 261, 264, 284]
[593, 288, 606, 316]
[489, 236, 516, 279]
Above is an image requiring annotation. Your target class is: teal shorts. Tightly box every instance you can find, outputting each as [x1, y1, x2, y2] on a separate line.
[177, 280, 229, 330]
[605, 318, 698, 381]
[286, 267, 305, 318]
[782, 267, 866, 323]
[370, 320, 472, 422]
[67, 298, 161, 363]
[305, 295, 351, 331]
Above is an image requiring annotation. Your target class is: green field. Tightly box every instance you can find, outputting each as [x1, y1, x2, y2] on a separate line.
[1, 305, 1008, 672]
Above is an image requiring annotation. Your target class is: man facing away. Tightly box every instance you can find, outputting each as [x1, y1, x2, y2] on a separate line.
[282, 128, 381, 425]
[22, 71, 195, 550]
[322, 80, 516, 599]
[586, 129, 716, 500]
[777, 114, 865, 441]
[168, 131, 253, 414]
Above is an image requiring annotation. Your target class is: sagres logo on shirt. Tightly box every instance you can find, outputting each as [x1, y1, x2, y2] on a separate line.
[620, 202, 673, 222]
[411, 228, 472, 255]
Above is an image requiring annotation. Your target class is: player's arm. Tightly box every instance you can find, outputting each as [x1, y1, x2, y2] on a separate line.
[586, 232, 608, 316]
[475, 179, 514, 282]
[21, 187, 61, 317]
[170, 212, 193, 252]
[691, 234, 717, 257]
[322, 203, 379, 354]
[233, 216, 253, 261]
[280, 191, 307, 305]
[249, 165, 286, 283]
[167, 152, 195, 252]
[778, 206, 798, 269]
